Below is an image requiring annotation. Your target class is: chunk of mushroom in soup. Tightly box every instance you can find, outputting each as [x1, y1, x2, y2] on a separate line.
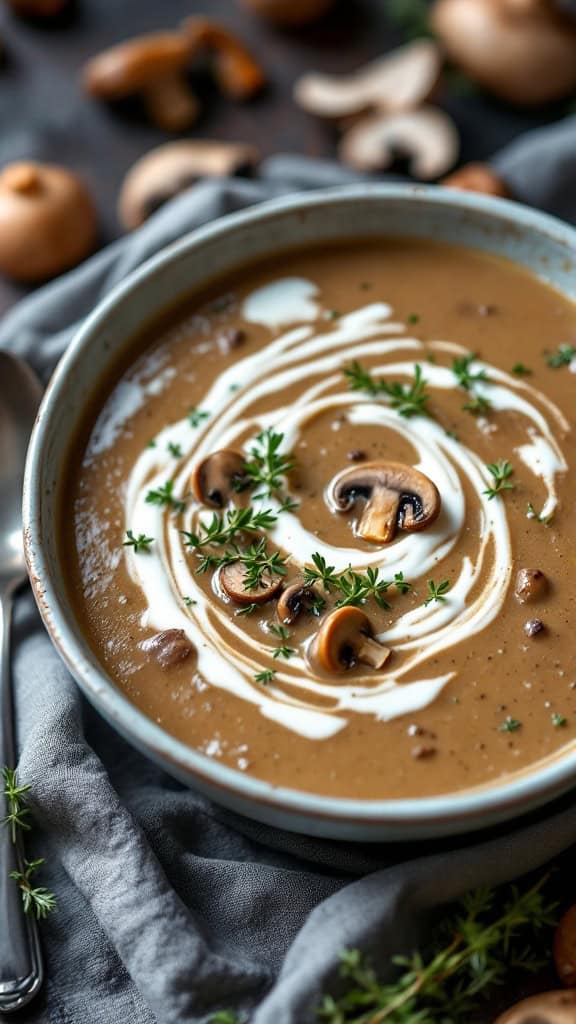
[64, 238, 576, 800]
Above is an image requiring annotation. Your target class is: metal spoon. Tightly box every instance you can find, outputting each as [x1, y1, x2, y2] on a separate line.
[0, 352, 44, 1014]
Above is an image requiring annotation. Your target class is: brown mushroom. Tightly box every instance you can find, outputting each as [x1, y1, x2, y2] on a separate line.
[83, 32, 200, 133]
[118, 140, 260, 231]
[327, 461, 441, 545]
[339, 106, 459, 179]
[310, 607, 391, 673]
[220, 562, 283, 605]
[442, 162, 512, 198]
[494, 989, 576, 1024]
[0, 161, 97, 282]
[191, 449, 249, 508]
[277, 581, 322, 625]
[6, 0, 68, 13]
[182, 17, 266, 100]
[555, 905, 576, 987]
[294, 39, 442, 119]
[239, 0, 335, 26]
[515, 568, 548, 604]
[140, 628, 193, 668]
[431, 0, 576, 106]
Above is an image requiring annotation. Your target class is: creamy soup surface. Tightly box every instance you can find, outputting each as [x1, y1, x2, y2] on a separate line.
[64, 239, 576, 799]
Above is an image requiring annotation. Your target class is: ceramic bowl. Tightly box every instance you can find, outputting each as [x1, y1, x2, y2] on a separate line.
[23, 184, 576, 841]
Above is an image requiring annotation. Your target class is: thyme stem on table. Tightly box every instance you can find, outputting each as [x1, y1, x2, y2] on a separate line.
[2, 766, 56, 920]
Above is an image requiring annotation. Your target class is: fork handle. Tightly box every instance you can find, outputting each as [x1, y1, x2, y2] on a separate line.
[0, 589, 43, 1014]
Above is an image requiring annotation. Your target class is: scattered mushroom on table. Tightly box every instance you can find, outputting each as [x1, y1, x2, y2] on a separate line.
[327, 461, 441, 545]
[181, 17, 266, 101]
[0, 161, 97, 282]
[493, 989, 576, 1024]
[309, 606, 391, 673]
[191, 450, 250, 508]
[340, 106, 459, 179]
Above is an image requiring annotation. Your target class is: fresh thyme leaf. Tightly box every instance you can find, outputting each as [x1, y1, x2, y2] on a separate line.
[500, 716, 522, 732]
[269, 624, 290, 641]
[527, 501, 553, 525]
[512, 363, 532, 376]
[3, 769, 56, 920]
[167, 441, 182, 458]
[278, 496, 300, 513]
[183, 596, 197, 607]
[406, 312, 420, 325]
[208, 1012, 244, 1024]
[147, 439, 157, 449]
[244, 429, 294, 497]
[546, 344, 576, 368]
[254, 669, 275, 685]
[343, 361, 430, 418]
[336, 568, 392, 610]
[552, 713, 568, 728]
[424, 579, 451, 606]
[328, 309, 340, 320]
[462, 394, 492, 415]
[236, 603, 259, 617]
[123, 530, 154, 553]
[451, 353, 487, 390]
[303, 553, 341, 592]
[394, 571, 413, 594]
[10, 858, 57, 920]
[196, 538, 288, 588]
[181, 506, 278, 550]
[2, 767, 31, 843]
[483, 460, 515, 500]
[188, 407, 210, 428]
[145, 480, 186, 514]
[273, 645, 296, 660]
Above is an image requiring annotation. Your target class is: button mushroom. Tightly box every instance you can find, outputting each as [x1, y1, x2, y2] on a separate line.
[339, 105, 459, 179]
[191, 450, 249, 508]
[277, 581, 322, 625]
[220, 562, 283, 605]
[442, 162, 512, 198]
[294, 39, 442, 119]
[515, 568, 548, 604]
[140, 628, 194, 668]
[431, 0, 576, 106]
[494, 989, 576, 1024]
[83, 32, 201, 133]
[118, 140, 260, 230]
[327, 461, 441, 545]
[310, 607, 391, 673]
[182, 17, 266, 100]
[240, 0, 335, 26]
[0, 161, 97, 282]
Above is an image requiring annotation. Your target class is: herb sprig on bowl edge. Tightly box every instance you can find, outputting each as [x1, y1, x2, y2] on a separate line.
[2, 767, 56, 920]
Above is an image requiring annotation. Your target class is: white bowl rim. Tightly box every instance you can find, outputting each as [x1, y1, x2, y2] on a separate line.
[23, 182, 576, 830]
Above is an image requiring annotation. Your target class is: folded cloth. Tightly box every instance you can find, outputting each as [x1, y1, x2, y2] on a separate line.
[3, 149, 576, 1024]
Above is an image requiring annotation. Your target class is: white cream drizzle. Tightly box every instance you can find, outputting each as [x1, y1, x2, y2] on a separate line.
[91, 277, 569, 741]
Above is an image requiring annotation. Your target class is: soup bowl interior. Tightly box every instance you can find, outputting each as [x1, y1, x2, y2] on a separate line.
[23, 184, 576, 841]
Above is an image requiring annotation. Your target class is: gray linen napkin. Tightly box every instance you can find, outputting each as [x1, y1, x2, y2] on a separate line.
[3, 145, 576, 1024]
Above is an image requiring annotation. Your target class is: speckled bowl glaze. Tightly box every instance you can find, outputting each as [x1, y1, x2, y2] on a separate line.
[23, 185, 576, 841]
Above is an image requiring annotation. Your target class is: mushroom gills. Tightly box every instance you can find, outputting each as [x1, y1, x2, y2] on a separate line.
[328, 461, 441, 546]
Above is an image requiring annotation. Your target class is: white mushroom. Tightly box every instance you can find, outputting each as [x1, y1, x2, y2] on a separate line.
[294, 39, 442, 119]
[339, 106, 459, 179]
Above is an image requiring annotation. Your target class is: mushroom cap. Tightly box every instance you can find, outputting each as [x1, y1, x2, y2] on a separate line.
[294, 39, 442, 119]
[118, 140, 260, 230]
[0, 161, 97, 282]
[339, 106, 459, 179]
[220, 561, 283, 605]
[327, 461, 441, 545]
[84, 32, 193, 98]
[494, 989, 576, 1024]
[277, 581, 320, 625]
[554, 904, 576, 987]
[191, 449, 249, 508]
[431, 0, 576, 106]
[310, 606, 391, 674]
[240, 0, 335, 25]
[442, 162, 512, 198]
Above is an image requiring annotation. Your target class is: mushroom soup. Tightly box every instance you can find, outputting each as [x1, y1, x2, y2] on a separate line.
[63, 239, 576, 799]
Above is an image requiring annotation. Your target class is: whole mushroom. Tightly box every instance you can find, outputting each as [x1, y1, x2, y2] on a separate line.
[239, 0, 335, 26]
[309, 606, 391, 674]
[277, 581, 322, 625]
[0, 161, 97, 282]
[327, 461, 441, 545]
[431, 0, 576, 106]
[219, 561, 284, 605]
[118, 140, 260, 230]
[191, 450, 249, 508]
[494, 989, 576, 1024]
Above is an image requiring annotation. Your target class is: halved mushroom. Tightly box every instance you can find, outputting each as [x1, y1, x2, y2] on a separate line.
[327, 461, 441, 545]
[310, 607, 391, 673]
[295, 40, 442, 120]
[494, 989, 576, 1024]
[277, 581, 322, 625]
[339, 106, 459, 179]
[191, 449, 249, 508]
[220, 562, 283, 605]
[140, 628, 194, 668]
[442, 162, 512, 198]
[83, 32, 200, 132]
[515, 567, 547, 604]
[118, 140, 260, 230]
[182, 17, 266, 100]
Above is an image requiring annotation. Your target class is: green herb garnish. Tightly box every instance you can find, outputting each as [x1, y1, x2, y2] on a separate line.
[303, 553, 341, 592]
[182, 506, 278, 551]
[269, 625, 297, 659]
[406, 312, 420, 325]
[3, 767, 56, 920]
[462, 394, 492, 415]
[424, 579, 451, 606]
[344, 361, 430, 418]
[10, 859, 57, 920]
[1, 766, 31, 843]
[500, 716, 522, 733]
[394, 571, 413, 594]
[483, 460, 515, 500]
[546, 344, 576, 368]
[188, 407, 210, 428]
[123, 530, 154, 553]
[512, 363, 532, 376]
[145, 480, 186, 514]
[552, 713, 568, 728]
[167, 441, 182, 458]
[254, 670, 275, 685]
[451, 353, 487, 391]
[243, 429, 294, 497]
[527, 502, 553, 525]
[335, 568, 392, 610]
[183, 596, 197, 607]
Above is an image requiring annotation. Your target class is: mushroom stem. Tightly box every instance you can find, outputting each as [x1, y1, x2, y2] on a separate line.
[357, 487, 399, 544]
[143, 74, 200, 132]
[357, 637, 391, 669]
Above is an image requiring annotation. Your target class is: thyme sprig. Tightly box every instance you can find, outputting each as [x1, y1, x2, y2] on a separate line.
[2, 766, 31, 842]
[483, 460, 515, 500]
[546, 344, 576, 368]
[10, 859, 57, 920]
[195, 537, 288, 589]
[451, 353, 487, 391]
[424, 579, 451, 606]
[145, 480, 187, 514]
[123, 530, 154, 553]
[303, 556, 412, 610]
[343, 362, 430, 418]
[462, 394, 492, 416]
[243, 429, 294, 497]
[2, 767, 57, 920]
[269, 624, 296, 660]
[182, 506, 278, 551]
[527, 502, 553, 526]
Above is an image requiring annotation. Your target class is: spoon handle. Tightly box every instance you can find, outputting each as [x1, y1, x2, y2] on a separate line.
[0, 590, 43, 1014]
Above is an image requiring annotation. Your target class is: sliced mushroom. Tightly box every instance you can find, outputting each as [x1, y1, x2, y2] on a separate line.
[0, 161, 97, 282]
[442, 162, 512, 198]
[294, 39, 442, 119]
[277, 581, 322, 625]
[140, 628, 194, 668]
[83, 32, 200, 132]
[118, 140, 260, 230]
[515, 567, 547, 604]
[431, 0, 576, 106]
[240, 0, 335, 26]
[310, 607, 391, 673]
[555, 905, 576, 987]
[191, 449, 249, 508]
[327, 461, 441, 545]
[220, 562, 283, 605]
[339, 106, 459, 179]
[182, 17, 266, 100]
[494, 989, 576, 1024]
